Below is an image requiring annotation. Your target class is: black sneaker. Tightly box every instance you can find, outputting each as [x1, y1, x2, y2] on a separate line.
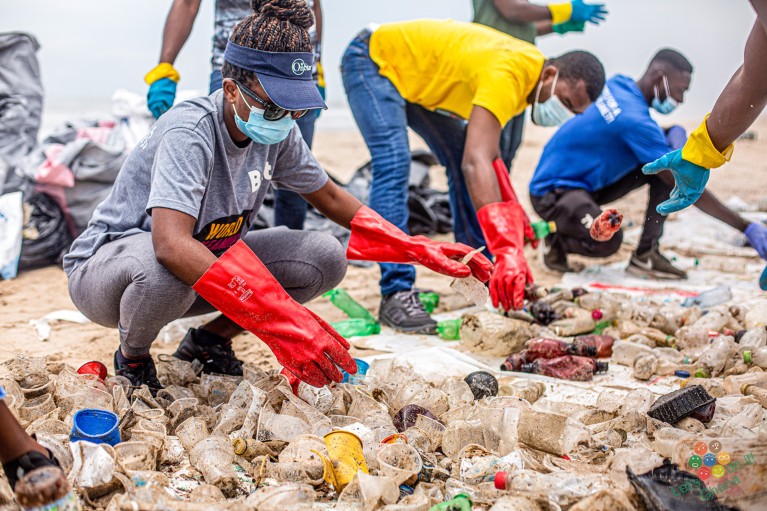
[114, 350, 164, 396]
[2, 449, 61, 491]
[379, 290, 437, 334]
[627, 247, 687, 280]
[173, 328, 243, 376]
[541, 235, 574, 273]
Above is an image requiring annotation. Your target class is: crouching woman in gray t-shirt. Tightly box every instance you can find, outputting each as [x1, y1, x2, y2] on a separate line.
[63, 0, 492, 393]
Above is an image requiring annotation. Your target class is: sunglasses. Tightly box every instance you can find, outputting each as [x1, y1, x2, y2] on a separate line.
[234, 80, 309, 121]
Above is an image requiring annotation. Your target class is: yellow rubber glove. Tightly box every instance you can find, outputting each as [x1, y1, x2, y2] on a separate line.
[681, 114, 734, 169]
[144, 63, 180, 85]
[549, 2, 573, 25]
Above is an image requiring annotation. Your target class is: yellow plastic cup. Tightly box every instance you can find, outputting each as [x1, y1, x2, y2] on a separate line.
[319, 430, 368, 491]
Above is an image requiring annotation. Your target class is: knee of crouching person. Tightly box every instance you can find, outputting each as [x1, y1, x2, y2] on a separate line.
[316, 232, 348, 289]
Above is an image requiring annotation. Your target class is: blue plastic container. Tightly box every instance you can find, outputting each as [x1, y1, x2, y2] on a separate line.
[342, 358, 370, 384]
[70, 409, 121, 446]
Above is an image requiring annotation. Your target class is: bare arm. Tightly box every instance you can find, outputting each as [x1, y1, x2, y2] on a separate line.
[656, 172, 748, 231]
[303, 180, 364, 230]
[492, 0, 552, 22]
[159, 0, 202, 64]
[462, 106, 504, 210]
[706, 18, 767, 151]
[152, 208, 217, 285]
[750, 0, 767, 34]
[313, 0, 323, 50]
[536, 20, 554, 35]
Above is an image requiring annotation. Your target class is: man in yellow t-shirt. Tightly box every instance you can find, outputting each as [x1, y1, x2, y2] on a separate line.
[341, 19, 605, 333]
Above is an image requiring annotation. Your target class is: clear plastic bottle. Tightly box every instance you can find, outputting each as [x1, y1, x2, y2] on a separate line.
[611, 340, 655, 367]
[681, 285, 733, 308]
[549, 308, 595, 337]
[723, 371, 767, 395]
[750, 346, 767, 369]
[739, 328, 767, 350]
[696, 336, 738, 377]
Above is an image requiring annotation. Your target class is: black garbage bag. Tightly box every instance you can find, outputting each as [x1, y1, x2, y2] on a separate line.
[18, 192, 72, 270]
[627, 460, 740, 511]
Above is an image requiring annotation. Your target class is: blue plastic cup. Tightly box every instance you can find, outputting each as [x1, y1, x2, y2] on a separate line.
[342, 358, 370, 385]
[70, 409, 121, 446]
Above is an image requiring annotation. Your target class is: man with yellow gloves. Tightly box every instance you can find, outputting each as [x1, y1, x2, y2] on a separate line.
[643, 0, 767, 216]
[144, 0, 324, 230]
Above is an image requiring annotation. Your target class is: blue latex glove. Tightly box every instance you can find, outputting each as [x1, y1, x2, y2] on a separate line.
[745, 223, 767, 260]
[147, 78, 176, 119]
[760, 266, 767, 291]
[642, 149, 710, 215]
[570, 0, 608, 24]
[553, 20, 586, 34]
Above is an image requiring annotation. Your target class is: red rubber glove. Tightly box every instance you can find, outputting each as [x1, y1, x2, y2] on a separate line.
[193, 240, 356, 387]
[347, 206, 493, 282]
[492, 159, 538, 249]
[477, 202, 534, 311]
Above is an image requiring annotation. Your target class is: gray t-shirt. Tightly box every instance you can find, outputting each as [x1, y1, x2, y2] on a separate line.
[212, 0, 319, 76]
[63, 90, 327, 275]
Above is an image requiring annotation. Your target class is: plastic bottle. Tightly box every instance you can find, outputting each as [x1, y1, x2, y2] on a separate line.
[524, 284, 548, 302]
[611, 341, 655, 367]
[530, 220, 557, 240]
[324, 289, 377, 322]
[696, 336, 738, 377]
[723, 371, 767, 395]
[751, 346, 767, 369]
[14, 466, 81, 511]
[419, 292, 440, 314]
[548, 308, 595, 337]
[520, 356, 608, 381]
[437, 319, 462, 340]
[525, 338, 597, 360]
[682, 285, 733, 308]
[742, 384, 767, 408]
[573, 334, 614, 358]
[745, 301, 767, 329]
[539, 288, 574, 305]
[500, 352, 527, 372]
[739, 328, 767, 350]
[429, 493, 473, 511]
[330, 318, 381, 338]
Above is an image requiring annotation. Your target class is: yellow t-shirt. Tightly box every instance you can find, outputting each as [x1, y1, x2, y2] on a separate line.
[369, 19, 545, 126]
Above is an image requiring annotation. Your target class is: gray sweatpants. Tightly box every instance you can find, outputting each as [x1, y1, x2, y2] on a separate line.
[67, 228, 347, 357]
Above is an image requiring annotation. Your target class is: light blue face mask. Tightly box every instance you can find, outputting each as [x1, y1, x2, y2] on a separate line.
[531, 71, 575, 127]
[652, 75, 678, 115]
[233, 86, 296, 145]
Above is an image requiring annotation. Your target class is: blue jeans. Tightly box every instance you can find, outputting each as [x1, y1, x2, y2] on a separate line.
[210, 69, 315, 229]
[341, 34, 486, 296]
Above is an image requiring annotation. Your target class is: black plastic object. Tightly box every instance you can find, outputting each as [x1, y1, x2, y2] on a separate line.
[627, 460, 739, 511]
[529, 301, 558, 325]
[647, 385, 716, 424]
[688, 401, 717, 424]
[464, 371, 499, 400]
[594, 361, 609, 374]
[19, 192, 72, 270]
[393, 405, 441, 433]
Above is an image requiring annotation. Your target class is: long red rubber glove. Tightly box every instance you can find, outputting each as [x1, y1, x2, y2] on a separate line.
[492, 158, 538, 249]
[347, 206, 493, 282]
[477, 202, 534, 311]
[193, 240, 356, 387]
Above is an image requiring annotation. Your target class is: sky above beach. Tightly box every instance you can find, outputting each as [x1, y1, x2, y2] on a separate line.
[1, 0, 758, 120]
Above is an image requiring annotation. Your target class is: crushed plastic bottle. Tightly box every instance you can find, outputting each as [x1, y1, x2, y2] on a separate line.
[324, 288, 377, 322]
[682, 285, 733, 308]
[429, 493, 473, 511]
[330, 318, 381, 338]
[573, 334, 615, 358]
[419, 291, 440, 314]
[525, 338, 597, 360]
[437, 319, 462, 340]
[520, 356, 608, 381]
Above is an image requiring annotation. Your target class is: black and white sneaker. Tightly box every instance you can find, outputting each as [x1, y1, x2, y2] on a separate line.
[173, 328, 243, 376]
[114, 350, 164, 396]
[379, 290, 437, 335]
[626, 246, 687, 280]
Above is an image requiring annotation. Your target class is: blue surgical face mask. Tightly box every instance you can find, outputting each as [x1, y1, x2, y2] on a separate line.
[531, 71, 575, 127]
[233, 86, 295, 145]
[652, 75, 678, 115]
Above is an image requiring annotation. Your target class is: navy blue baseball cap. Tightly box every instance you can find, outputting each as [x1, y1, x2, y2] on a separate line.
[224, 41, 326, 111]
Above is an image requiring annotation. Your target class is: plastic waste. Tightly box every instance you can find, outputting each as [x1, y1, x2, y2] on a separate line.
[682, 285, 733, 308]
[460, 312, 539, 357]
[530, 220, 556, 240]
[526, 338, 597, 360]
[589, 208, 622, 241]
[463, 372, 498, 400]
[528, 301, 557, 325]
[324, 288, 377, 322]
[573, 334, 614, 358]
[745, 301, 767, 329]
[318, 430, 368, 491]
[723, 371, 767, 394]
[189, 436, 239, 495]
[341, 358, 370, 384]
[70, 409, 121, 446]
[393, 405, 441, 433]
[520, 356, 607, 381]
[18, 373, 53, 399]
[76, 361, 107, 381]
[647, 385, 716, 424]
[419, 291, 440, 313]
[331, 318, 381, 338]
[14, 466, 81, 511]
[114, 441, 156, 473]
[245, 483, 316, 511]
[548, 307, 595, 337]
[437, 319, 462, 340]
[18, 394, 56, 427]
[429, 493, 473, 511]
[377, 443, 423, 485]
[68, 441, 115, 489]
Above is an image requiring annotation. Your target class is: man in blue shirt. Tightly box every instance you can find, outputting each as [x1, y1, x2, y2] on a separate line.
[529, 49, 767, 279]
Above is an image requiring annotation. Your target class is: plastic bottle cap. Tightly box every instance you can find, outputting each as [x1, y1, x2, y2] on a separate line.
[742, 384, 751, 395]
[744, 351, 753, 364]
[591, 309, 603, 320]
[232, 438, 246, 455]
[494, 471, 508, 490]
[674, 370, 691, 378]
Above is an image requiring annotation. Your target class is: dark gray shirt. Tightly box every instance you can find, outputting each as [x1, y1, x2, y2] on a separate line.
[63, 90, 327, 274]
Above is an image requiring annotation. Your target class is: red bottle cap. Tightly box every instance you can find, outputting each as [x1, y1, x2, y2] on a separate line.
[591, 309, 603, 320]
[494, 471, 508, 490]
[77, 361, 107, 381]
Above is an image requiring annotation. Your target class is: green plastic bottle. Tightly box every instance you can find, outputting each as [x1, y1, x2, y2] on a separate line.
[428, 494, 473, 511]
[591, 320, 612, 335]
[436, 319, 462, 340]
[419, 291, 440, 314]
[323, 289, 377, 322]
[530, 220, 557, 240]
[330, 318, 381, 338]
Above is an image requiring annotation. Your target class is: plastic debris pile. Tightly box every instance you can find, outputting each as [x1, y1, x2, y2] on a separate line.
[2, 288, 767, 510]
